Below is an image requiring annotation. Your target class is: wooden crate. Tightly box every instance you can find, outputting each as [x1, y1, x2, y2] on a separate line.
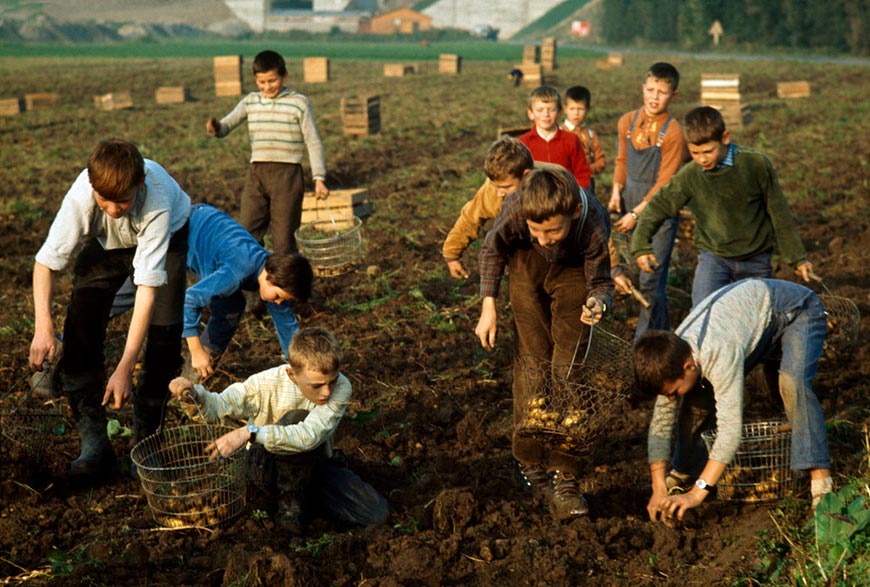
[384, 63, 416, 77]
[541, 37, 557, 71]
[24, 93, 59, 111]
[515, 63, 543, 87]
[0, 97, 23, 116]
[303, 57, 330, 83]
[777, 80, 810, 99]
[155, 86, 190, 104]
[522, 45, 540, 64]
[701, 74, 741, 101]
[341, 95, 380, 137]
[301, 188, 372, 225]
[214, 55, 243, 97]
[94, 91, 133, 111]
[496, 125, 530, 141]
[595, 53, 625, 70]
[707, 100, 752, 129]
[438, 53, 461, 74]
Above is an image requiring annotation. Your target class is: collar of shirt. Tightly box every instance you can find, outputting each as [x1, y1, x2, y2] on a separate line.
[562, 119, 577, 132]
[536, 127, 558, 142]
[706, 142, 736, 172]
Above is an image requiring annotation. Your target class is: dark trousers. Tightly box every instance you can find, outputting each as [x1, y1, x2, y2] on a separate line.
[240, 162, 305, 253]
[246, 410, 389, 527]
[60, 224, 188, 430]
[508, 247, 589, 475]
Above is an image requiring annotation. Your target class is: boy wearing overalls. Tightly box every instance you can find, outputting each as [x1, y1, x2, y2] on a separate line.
[609, 63, 686, 340]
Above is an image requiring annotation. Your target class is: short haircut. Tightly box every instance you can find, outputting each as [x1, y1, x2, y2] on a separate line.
[253, 50, 287, 76]
[264, 252, 314, 302]
[564, 86, 591, 109]
[87, 138, 145, 201]
[484, 136, 534, 181]
[520, 164, 580, 223]
[684, 106, 727, 145]
[527, 85, 562, 112]
[632, 330, 693, 399]
[288, 326, 342, 374]
[645, 62, 680, 91]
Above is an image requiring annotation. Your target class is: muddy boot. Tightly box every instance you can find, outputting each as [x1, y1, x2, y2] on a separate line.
[130, 399, 167, 482]
[70, 413, 116, 476]
[64, 371, 116, 477]
[274, 456, 314, 536]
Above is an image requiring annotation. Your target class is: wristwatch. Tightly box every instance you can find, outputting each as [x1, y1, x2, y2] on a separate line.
[695, 478, 714, 491]
[247, 423, 260, 444]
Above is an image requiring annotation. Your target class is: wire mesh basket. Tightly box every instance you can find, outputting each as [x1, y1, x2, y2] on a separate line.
[0, 402, 65, 466]
[701, 421, 796, 502]
[820, 293, 860, 363]
[515, 326, 633, 453]
[295, 215, 363, 277]
[131, 424, 247, 528]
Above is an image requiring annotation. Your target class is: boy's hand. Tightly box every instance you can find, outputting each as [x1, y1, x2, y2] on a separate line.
[613, 273, 634, 296]
[446, 259, 469, 279]
[795, 261, 814, 283]
[314, 179, 329, 199]
[636, 254, 659, 274]
[29, 330, 57, 371]
[169, 377, 200, 418]
[581, 297, 606, 325]
[190, 348, 214, 380]
[102, 368, 133, 410]
[652, 489, 706, 522]
[205, 117, 219, 135]
[475, 297, 498, 349]
[608, 186, 622, 213]
[205, 426, 249, 460]
[646, 487, 670, 522]
[613, 213, 637, 233]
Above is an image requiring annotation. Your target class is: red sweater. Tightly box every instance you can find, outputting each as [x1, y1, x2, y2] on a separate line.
[519, 128, 591, 189]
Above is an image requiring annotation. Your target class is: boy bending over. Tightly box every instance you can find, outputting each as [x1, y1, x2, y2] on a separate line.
[633, 278, 833, 522]
[169, 327, 389, 535]
[475, 165, 613, 519]
[30, 138, 191, 476]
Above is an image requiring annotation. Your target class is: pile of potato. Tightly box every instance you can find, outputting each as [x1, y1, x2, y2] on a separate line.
[150, 485, 236, 528]
[717, 466, 790, 502]
[521, 396, 594, 451]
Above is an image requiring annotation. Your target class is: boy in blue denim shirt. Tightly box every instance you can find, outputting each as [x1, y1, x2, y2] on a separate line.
[183, 204, 313, 381]
[633, 278, 833, 521]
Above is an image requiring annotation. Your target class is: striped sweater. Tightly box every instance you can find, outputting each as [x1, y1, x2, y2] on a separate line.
[215, 88, 326, 179]
[192, 364, 350, 455]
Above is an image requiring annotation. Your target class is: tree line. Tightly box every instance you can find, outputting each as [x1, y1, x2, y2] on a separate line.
[601, 0, 868, 55]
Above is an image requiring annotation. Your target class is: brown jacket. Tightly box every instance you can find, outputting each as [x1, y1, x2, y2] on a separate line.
[562, 122, 606, 176]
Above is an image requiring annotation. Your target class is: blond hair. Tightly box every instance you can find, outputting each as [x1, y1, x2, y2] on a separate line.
[527, 85, 562, 112]
[288, 327, 342, 373]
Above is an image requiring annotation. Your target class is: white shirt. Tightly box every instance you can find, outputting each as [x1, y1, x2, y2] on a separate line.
[35, 160, 191, 287]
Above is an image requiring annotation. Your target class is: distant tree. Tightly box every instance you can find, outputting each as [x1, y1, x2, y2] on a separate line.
[677, 0, 707, 49]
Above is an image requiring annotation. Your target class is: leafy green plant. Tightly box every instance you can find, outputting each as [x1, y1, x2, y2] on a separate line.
[292, 533, 334, 557]
[814, 487, 870, 575]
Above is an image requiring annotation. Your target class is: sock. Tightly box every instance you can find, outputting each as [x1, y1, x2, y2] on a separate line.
[811, 476, 834, 508]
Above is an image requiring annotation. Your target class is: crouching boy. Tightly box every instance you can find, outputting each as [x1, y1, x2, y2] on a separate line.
[633, 278, 833, 522]
[168, 327, 389, 534]
[475, 164, 614, 519]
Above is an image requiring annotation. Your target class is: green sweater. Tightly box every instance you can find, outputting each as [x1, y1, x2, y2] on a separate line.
[630, 146, 807, 267]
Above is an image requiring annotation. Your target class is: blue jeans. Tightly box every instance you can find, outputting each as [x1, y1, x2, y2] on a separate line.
[673, 280, 830, 473]
[634, 217, 677, 341]
[691, 249, 773, 308]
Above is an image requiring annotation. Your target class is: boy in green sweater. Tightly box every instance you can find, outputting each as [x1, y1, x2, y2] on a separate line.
[630, 106, 814, 306]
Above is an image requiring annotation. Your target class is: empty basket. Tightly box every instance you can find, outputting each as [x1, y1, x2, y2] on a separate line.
[701, 421, 796, 502]
[131, 424, 246, 528]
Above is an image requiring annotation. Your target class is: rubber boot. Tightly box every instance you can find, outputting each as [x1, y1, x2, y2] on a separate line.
[64, 370, 116, 477]
[274, 460, 313, 536]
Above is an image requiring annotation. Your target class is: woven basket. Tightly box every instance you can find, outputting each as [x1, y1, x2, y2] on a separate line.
[295, 215, 363, 277]
[701, 421, 796, 502]
[515, 327, 633, 453]
[131, 425, 246, 528]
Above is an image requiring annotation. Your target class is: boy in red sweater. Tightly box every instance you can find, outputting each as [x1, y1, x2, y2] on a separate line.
[518, 86, 591, 191]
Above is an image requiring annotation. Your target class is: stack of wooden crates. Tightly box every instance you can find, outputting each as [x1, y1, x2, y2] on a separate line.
[214, 55, 243, 97]
[701, 73, 751, 128]
[341, 95, 380, 137]
[541, 38, 557, 72]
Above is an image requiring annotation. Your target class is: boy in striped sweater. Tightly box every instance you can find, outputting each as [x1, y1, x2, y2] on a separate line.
[206, 49, 329, 253]
[169, 327, 389, 535]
